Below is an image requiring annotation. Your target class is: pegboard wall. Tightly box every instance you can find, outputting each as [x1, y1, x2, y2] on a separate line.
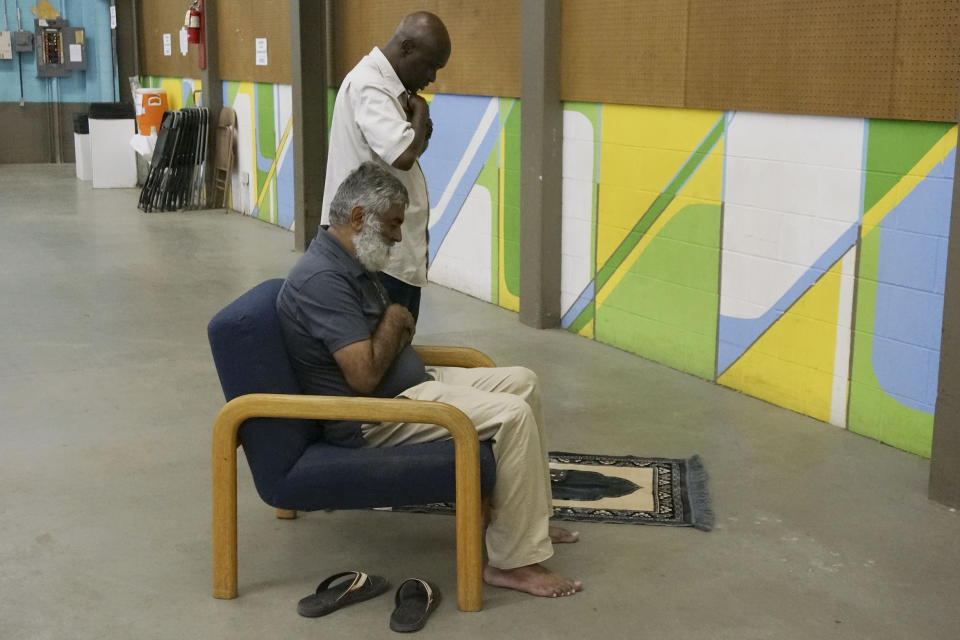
[217, 0, 290, 83]
[662, 0, 958, 122]
[891, 0, 960, 121]
[561, 0, 688, 108]
[138, 1, 202, 78]
[136, 1, 960, 121]
[686, 0, 905, 119]
[331, 0, 521, 98]
[138, 0, 290, 84]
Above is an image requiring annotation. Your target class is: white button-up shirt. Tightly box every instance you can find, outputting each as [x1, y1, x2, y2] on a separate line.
[321, 47, 430, 288]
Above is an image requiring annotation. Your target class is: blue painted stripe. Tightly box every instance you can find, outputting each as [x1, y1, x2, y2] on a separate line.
[424, 95, 502, 264]
[561, 282, 596, 328]
[871, 148, 955, 413]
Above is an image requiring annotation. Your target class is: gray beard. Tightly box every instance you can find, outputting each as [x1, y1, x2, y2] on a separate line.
[354, 216, 392, 273]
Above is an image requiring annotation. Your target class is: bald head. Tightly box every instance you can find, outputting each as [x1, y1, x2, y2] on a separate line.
[383, 12, 451, 93]
[393, 12, 451, 51]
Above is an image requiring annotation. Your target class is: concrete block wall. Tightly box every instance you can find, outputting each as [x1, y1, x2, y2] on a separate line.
[143, 73, 956, 458]
[420, 100, 954, 458]
[552, 105, 955, 458]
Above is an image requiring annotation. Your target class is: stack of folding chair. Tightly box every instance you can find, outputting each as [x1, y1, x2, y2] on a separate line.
[138, 107, 210, 212]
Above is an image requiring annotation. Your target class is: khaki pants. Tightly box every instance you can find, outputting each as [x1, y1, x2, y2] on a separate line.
[361, 366, 554, 570]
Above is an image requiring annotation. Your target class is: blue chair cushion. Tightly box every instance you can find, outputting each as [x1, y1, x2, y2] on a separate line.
[208, 279, 496, 510]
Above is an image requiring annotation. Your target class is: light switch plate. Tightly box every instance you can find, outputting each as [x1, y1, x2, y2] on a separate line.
[0, 31, 12, 60]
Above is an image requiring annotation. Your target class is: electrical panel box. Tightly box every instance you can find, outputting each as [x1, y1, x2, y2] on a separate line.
[0, 31, 12, 60]
[35, 18, 85, 77]
[13, 29, 34, 53]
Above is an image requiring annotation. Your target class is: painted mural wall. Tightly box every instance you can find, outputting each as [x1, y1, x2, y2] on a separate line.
[141, 76, 296, 230]
[136, 79, 954, 458]
[140, 82, 523, 299]
[422, 95, 521, 310]
[432, 102, 955, 459]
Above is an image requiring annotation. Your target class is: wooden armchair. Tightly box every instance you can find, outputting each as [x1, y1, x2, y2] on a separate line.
[208, 279, 497, 611]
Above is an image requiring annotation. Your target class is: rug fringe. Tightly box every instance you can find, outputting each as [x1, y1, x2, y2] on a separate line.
[685, 455, 715, 531]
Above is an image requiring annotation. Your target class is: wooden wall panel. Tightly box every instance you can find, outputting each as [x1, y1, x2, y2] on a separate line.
[217, 0, 291, 83]
[331, 0, 521, 97]
[560, 0, 687, 107]
[138, 0, 203, 78]
[686, 1, 898, 119]
[139, 1, 960, 122]
[893, 0, 960, 122]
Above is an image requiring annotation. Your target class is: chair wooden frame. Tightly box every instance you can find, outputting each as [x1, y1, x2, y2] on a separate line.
[212, 345, 495, 612]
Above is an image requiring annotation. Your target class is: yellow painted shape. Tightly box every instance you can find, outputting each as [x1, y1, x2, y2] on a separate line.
[718, 260, 845, 423]
[160, 79, 185, 111]
[577, 318, 594, 339]
[498, 123, 519, 312]
[596, 105, 722, 270]
[32, 1, 59, 19]
[861, 126, 957, 237]
[596, 139, 724, 307]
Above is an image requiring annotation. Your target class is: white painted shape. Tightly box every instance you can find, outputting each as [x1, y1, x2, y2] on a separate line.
[229, 92, 255, 215]
[721, 113, 865, 321]
[817, 167, 863, 224]
[562, 179, 593, 221]
[776, 216, 851, 267]
[830, 247, 857, 427]
[720, 204, 782, 261]
[725, 112, 865, 170]
[563, 110, 593, 140]
[561, 215, 591, 258]
[274, 85, 294, 176]
[719, 250, 801, 318]
[429, 98, 498, 228]
[561, 110, 595, 316]
[429, 185, 493, 301]
[561, 256, 591, 296]
[563, 139, 594, 178]
[725, 157, 821, 216]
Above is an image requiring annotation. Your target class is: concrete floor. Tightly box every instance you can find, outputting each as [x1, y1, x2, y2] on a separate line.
[1, 164, 959, 639]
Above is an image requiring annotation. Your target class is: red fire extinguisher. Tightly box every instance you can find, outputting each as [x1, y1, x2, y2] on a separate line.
[184, 1, 202, 43]
[184, 0, 206, 68]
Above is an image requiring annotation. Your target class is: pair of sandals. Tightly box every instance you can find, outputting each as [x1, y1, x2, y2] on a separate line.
[297, 570, 441, 633]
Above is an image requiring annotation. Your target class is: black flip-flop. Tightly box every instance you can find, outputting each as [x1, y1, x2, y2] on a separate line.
[389, 578, 441, 633]
[297, 571, 390, 618]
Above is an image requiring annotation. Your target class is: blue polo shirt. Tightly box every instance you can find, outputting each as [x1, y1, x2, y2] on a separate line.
[276, 229, 430, 446]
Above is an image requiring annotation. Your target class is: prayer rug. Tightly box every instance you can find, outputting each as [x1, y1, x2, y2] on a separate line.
[394, 452, 714, 531]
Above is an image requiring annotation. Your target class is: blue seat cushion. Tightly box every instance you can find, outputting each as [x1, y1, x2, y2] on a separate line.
[208, 279, 496, 510]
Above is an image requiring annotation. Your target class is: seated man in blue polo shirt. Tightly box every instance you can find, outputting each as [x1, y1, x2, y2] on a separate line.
[276, 161, 583, 598]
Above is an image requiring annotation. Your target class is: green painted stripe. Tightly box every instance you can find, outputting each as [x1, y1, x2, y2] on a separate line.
[596, 192, 672, 290]
[568, 301, 595, 334]
[593, 117, 725, 294]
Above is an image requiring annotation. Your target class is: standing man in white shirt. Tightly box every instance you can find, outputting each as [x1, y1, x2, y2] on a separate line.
[321, 11, 451, 321]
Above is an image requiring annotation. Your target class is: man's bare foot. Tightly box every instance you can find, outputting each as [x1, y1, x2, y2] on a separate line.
[483, 563, 583, 597]
[549, 526, 580, 543]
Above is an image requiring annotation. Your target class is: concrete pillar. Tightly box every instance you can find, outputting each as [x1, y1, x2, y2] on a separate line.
[290, 0, 329, 251]
[519, 0, 563, 329]
[114, 0, 139, 102]
[929, 121, 960, 509]
[199, 0, 222, 208]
